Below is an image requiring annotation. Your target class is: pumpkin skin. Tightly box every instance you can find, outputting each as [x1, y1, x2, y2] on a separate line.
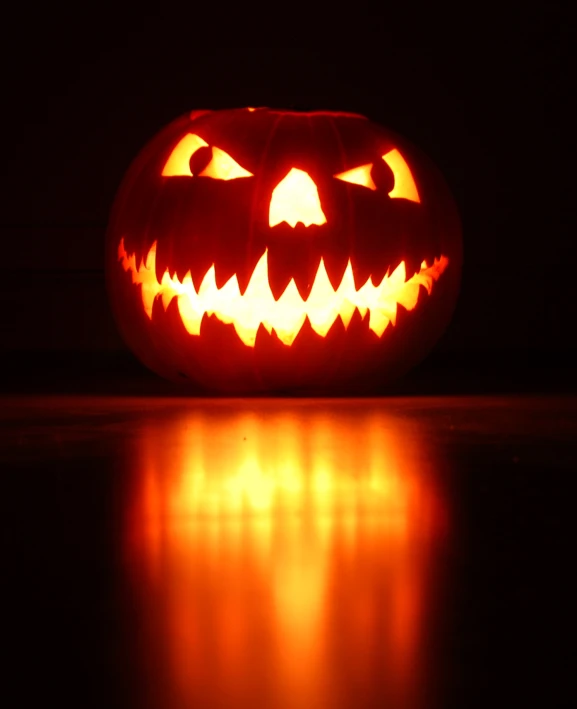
[106, 107, 462, 394]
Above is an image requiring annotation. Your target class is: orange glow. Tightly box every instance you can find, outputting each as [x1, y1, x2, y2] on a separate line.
[119, 239, 449, 347]
[162, 133, 208, 176]
[125, 402, 446, 708]
[382, 149, 420, 202]
[269, 168, 327, 227]
[198, 146, 253, 180]
[334, 163, 377, 190]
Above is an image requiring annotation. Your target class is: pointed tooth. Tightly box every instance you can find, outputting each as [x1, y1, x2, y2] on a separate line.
[389, 260, 407, 286]
[175, 261, 191, 284]
[267, 239, 299, 301]
[414, 269, 434, 295]
[177, 292, 203, 336]
[350, 251, 373, 290]
[214, 260, 237, 290]
[339, 299, 357, 330]
[287, 223, 324, 300]
[362, 237, 399, 289]
[168, 226, 214, 294]
[198, 264, 217, 297]
[143, 242, 156, 271]
[182, 270, 193, 289]
[377, 298, 397, 326]
[374, 238, 405, 279]
[370, 261, 389, 287]
[293, 251, 322, 301]
[368, 309, 391, 337]
[323, 248, 349, 291]
[161, 284, 175, 311]
[236, 247, 267, 296]
[396, 281, 421, 311]
[141, 282, 157, 319]
[404, 254, 421, 281]
[189, 257, 214, 294]
[267, 260, 293, 301]
[211, 224, 262, 291]
[154, 241, 171, 284]
[394, 299, 413, 331]
[422, 248, 438, 274]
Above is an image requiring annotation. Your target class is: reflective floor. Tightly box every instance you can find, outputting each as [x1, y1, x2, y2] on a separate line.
[1, 396, 575, 708]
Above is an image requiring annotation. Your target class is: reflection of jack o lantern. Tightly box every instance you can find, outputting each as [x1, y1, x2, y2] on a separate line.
[106, 107, 462, 393]
[123, 403, 448, 708]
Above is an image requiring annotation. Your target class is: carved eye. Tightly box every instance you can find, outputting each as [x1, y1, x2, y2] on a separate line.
[197, 147, 253, 180]
[334, 163, 377, 190]
[162, 133, 253, 180]
[162, 134, 208, 176]
[381, 149, 420, 203]
[334, 151, 421, 203]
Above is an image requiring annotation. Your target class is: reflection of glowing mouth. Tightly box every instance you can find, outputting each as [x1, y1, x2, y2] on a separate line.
[119, 238, 449, 348]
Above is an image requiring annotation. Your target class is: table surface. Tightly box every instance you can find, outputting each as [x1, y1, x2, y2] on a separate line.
[1, 394, 575, 708]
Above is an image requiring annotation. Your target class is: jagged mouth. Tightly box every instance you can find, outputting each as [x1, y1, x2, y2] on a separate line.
[118, 238, 449, 347]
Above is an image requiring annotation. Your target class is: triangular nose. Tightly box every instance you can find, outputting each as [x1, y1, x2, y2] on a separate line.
[269, 168, 327, 228]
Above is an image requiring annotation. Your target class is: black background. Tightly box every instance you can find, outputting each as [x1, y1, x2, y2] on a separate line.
[0, 2, 574, 374]
[1, 6, 576, 709]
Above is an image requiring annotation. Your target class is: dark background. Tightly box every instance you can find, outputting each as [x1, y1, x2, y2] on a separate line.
[1, 7, 576, 709]
[0, 2, 574, 385]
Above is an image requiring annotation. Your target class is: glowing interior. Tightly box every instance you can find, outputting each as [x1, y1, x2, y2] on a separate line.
[119, 239, 448, 347]
[162, 133, 253, 180]
[382, 149, 420, 202]
[334, 164, 377, 190]
[269, 169, 328, 227]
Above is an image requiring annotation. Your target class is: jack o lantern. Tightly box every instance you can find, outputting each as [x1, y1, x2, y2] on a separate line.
[106, 107, 462, 393]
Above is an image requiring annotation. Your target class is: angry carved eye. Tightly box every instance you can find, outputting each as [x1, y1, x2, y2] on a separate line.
[197, 147, 253, 180]
[382, 149, 420, 203]
[334, 163, 377, 190]
[162, 133, 253, 180]
[334, 149, 420, 203]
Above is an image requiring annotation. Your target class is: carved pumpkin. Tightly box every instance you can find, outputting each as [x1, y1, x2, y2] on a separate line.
[106, 107, 462, 393]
